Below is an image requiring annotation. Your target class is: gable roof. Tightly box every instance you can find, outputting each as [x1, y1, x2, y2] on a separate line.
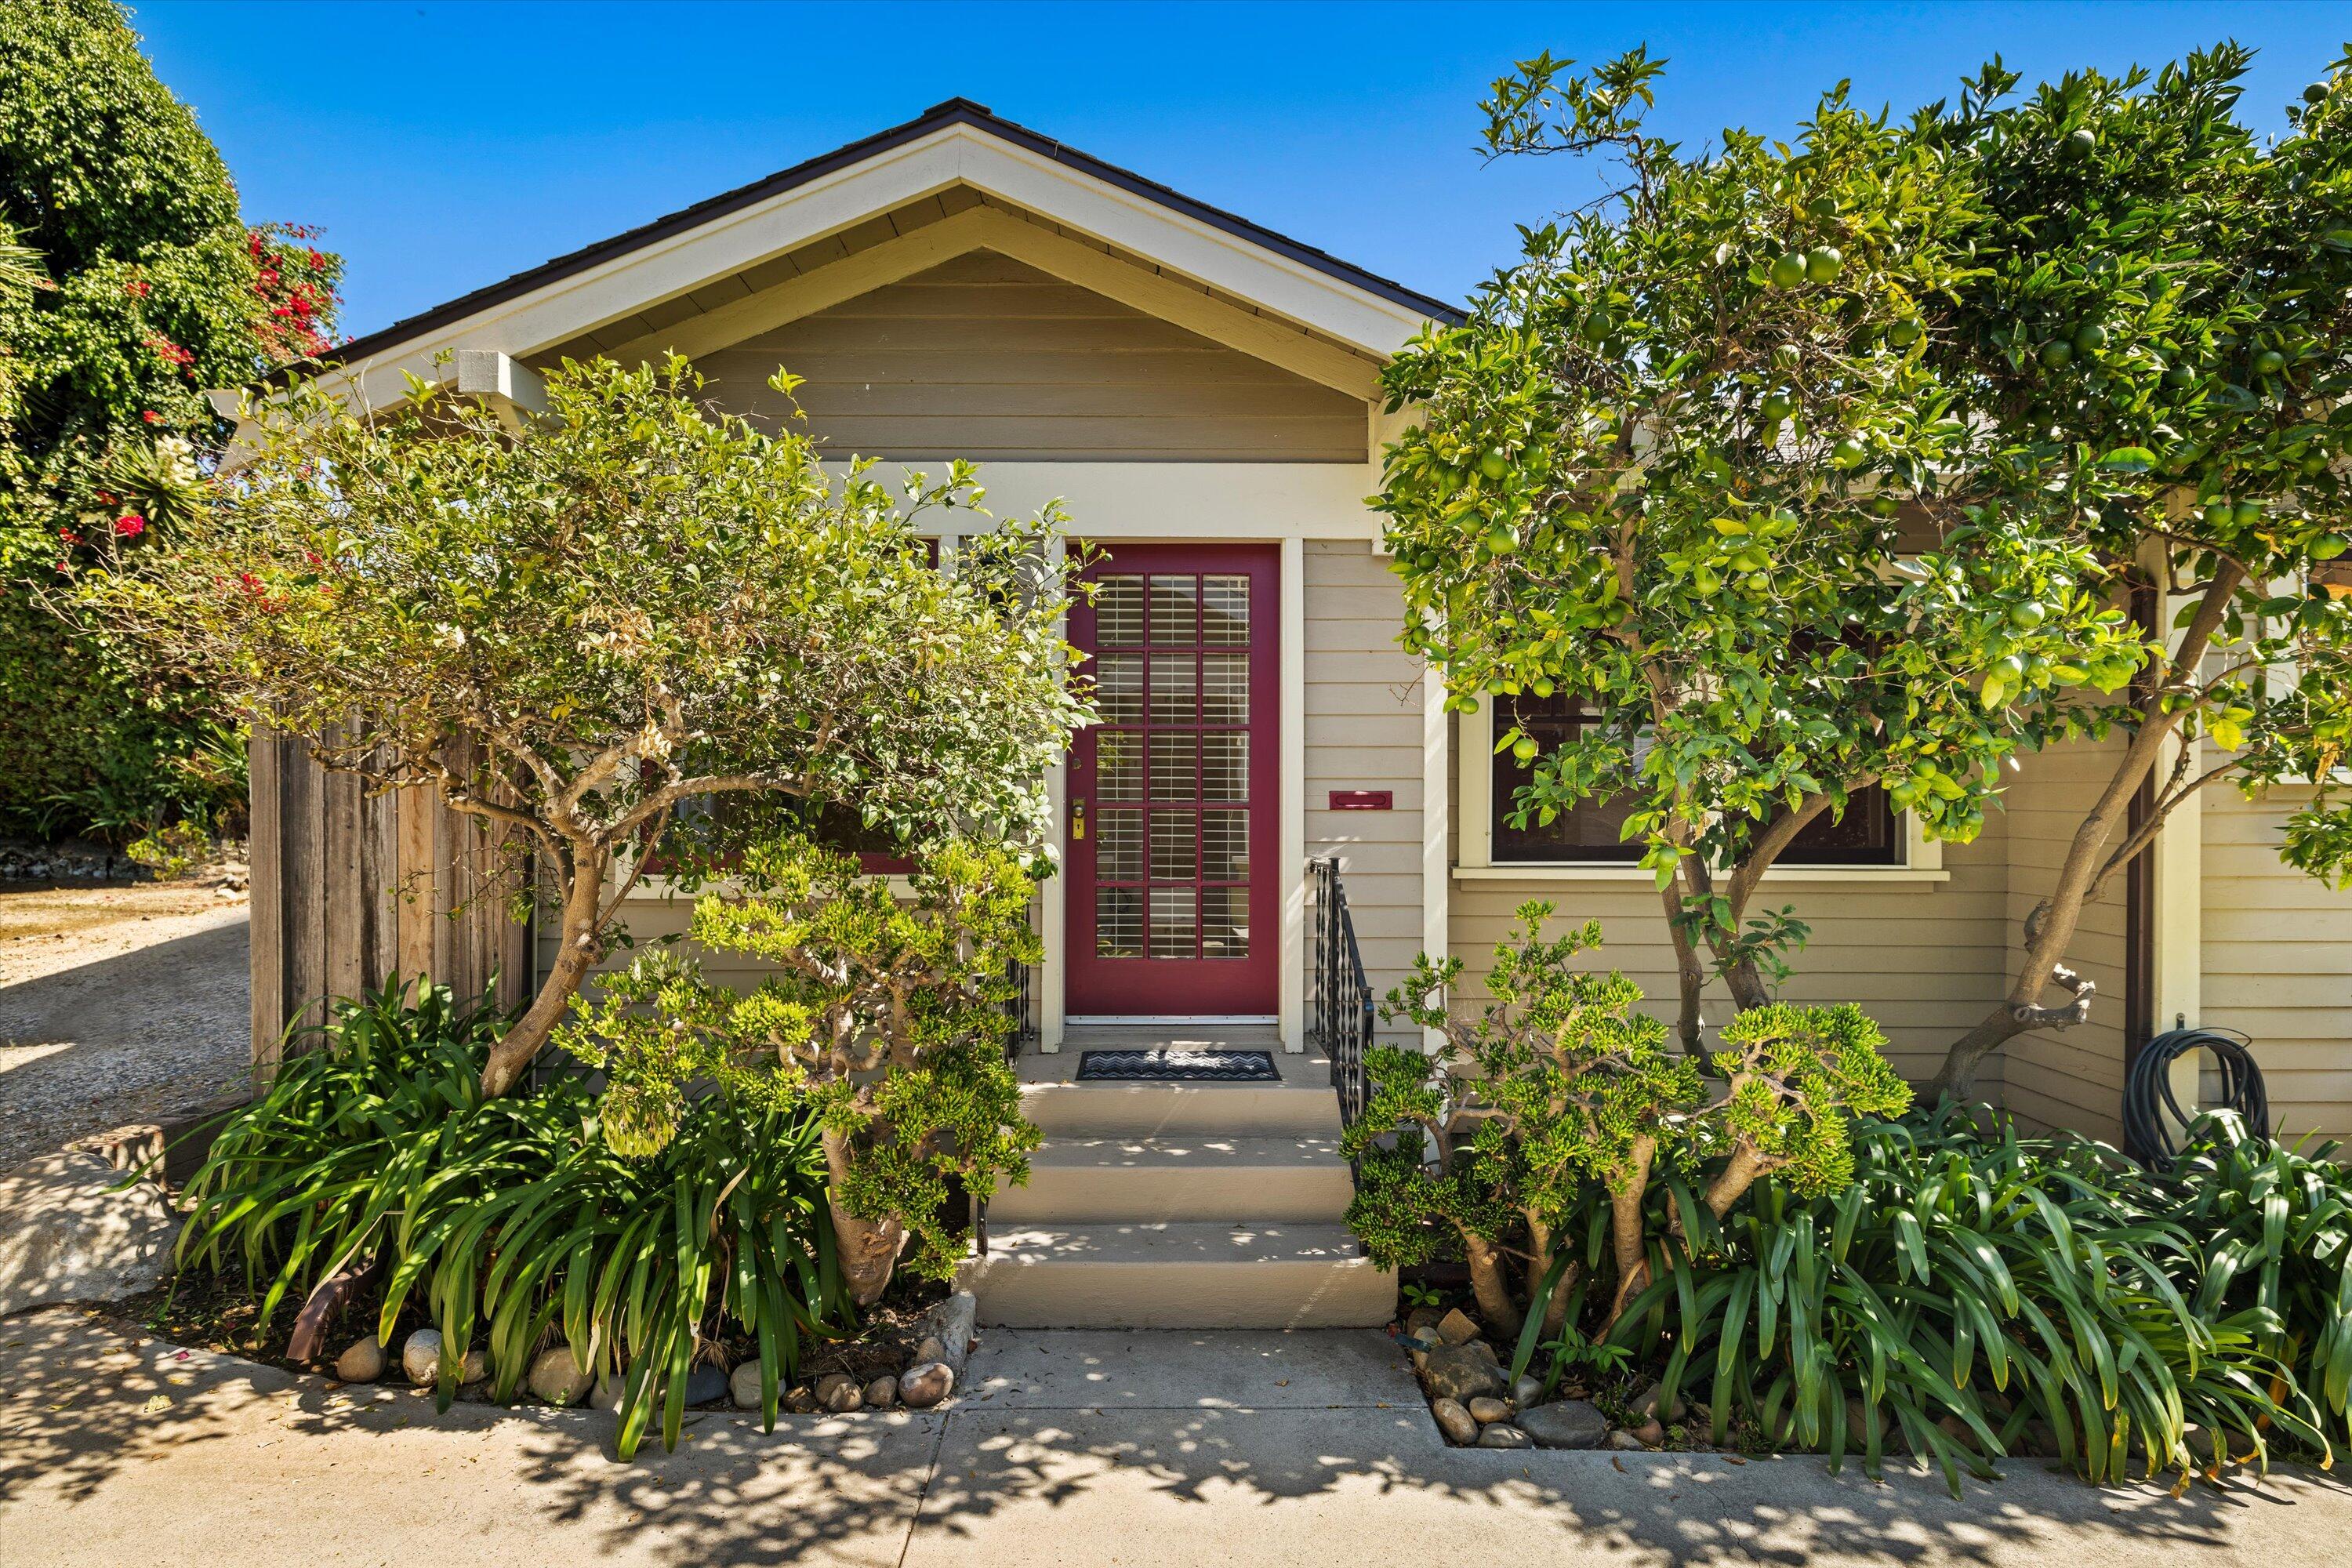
[320, 99, 1463, 375]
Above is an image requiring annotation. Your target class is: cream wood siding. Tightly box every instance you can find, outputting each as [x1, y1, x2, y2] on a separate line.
[691, 251, 1366, 463]
[2203, 786, 2352, 1144]
[1445, 715, 2013, 1087]
[1303, 541, 1425, 1044]
[1994, 734, 2132, 1140]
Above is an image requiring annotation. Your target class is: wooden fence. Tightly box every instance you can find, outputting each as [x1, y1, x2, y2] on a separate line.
[248, 725, 532, 1073]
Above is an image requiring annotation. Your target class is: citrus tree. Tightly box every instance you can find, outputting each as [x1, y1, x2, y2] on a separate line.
[1919, 47, 2352, 1094]
[1377, 50, 2142, 1043]
[67, 355, 1091, 1098]
[559, 832, 1040, 1306]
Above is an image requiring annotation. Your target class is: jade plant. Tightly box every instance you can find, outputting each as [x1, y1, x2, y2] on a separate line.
[558, 831, 1040, 1306]
[1349, 902, 1911, 1334]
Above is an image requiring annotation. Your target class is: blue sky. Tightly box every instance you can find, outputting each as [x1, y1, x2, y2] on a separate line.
[133, 2, 2348, 340]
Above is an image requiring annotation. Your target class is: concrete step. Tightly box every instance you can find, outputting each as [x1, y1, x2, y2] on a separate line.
[1020, 1078, 1343, 1139]
[959, 1221, 1396, 1330]
[989, 1135, 1356, 1225]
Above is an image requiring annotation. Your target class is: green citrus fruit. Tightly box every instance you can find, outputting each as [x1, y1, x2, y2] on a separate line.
[2307, 82, 2331, 104]
[1485, 524, 1518, 555]
[1478, 448, 1509, 481]
[1804, 246, 1844, 284]
[1759, 391, 1795, 423]
[1888, 319, 1922, 347]
[2074, 322, 2107, 354]
[2234, 501, 2263, 528]
[1769, 252, 1807, 289]
[2064, 128, 2097, 158]
[1511, 735, 1540, 764]
[2040, 340, 2074, 368]
[1830, 438, 1865, 466]
[2312, 533, 2350, 561]
[2254, 349, 2288, 376]
[2163, 364, 2194, 387]
[2009, 601, 2047, 630]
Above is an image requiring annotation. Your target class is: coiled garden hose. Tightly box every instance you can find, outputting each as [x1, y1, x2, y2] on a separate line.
[2122, 1025, 2269, 1168]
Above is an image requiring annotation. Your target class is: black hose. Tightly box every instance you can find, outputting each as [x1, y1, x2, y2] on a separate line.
[2122, 1025, 2268, 1168]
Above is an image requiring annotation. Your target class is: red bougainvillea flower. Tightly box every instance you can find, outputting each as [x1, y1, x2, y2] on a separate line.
[58, 528, 83, 546]
[124, 278, 150, 298]
[114, 514, 147, 539]
[141, 410, 161, 423]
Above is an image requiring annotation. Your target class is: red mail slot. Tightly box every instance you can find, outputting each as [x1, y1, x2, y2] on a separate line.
[1327, 789, 1393, 811]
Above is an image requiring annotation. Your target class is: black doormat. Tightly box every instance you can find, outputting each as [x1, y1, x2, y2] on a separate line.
[1076, 1049, 1280, 1083]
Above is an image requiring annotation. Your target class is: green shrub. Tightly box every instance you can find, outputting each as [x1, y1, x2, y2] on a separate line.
[176, 978, 853, 1459]
[1595, 1106, 2334, 1494]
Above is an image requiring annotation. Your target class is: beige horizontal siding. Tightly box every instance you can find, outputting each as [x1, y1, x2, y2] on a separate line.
[694, 250, 1367, 463]
[1445, 711, 2013, 1089]
[1997, 732, 2131, 1141]
[2203, 786, 2352, 1145]
[1304, 541, 1425, 1045]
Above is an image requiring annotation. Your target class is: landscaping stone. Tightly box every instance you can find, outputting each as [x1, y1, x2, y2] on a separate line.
[1627, 1378, 1686, 1423]
[1433, 1308, 1481, 1345]
[1631, 1417, 1665, 1446]
[783, 1385, 820, 1414]
[1510, 1375, 1544, 1409]
[923, 1290, 978, 1377]
[1403, 1305, 1444, 1338]
[1606, 1429, 1650, 1451]
[1517, 1399, 1608, 1450]
[814, 1372, 862, 1414]
[0, 1152, 179, 1316]
[1467, 1396, 1512, 1425]
[592, 1372, 626, 1414]
[401, 1330, 443, 1387]
[730, 1361, 765, 1410]
[863, 1375, 898, 1409]
[333, 1338, 385, 1384]
[684, 1364, 728, 1407]
[898, 1361, 954, 1409]
[1416, 1341, 1505, 1405]
[1475, 1423, 1532, 1449]
[1430, 1397, 1477, 1445]
[527, 1345, 593, 1406]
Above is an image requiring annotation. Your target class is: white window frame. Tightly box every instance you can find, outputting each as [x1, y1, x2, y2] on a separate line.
[1453, 699, 1946, 884]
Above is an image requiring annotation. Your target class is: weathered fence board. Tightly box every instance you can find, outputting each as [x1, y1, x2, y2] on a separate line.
[249, 725, 533, 1074]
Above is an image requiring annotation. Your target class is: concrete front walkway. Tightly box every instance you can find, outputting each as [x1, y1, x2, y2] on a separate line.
[2, 1305, 2347, 1567]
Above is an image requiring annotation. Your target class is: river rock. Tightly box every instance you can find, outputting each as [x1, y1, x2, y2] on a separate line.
[1627, 1378, 1686, 1423]
[815, 1372, 863, 1414]
[1511, 1375, 1544, 1409]
[1417, 1341, 1506, 1405]
[0, 1152, 178, 1316]
[528, 1345, 593, 1406]
[1431, 1397, 1477, 1445]
[333, 1337, 386, 1383]
[1632, 1417, 1665, 1446]
[923, 1290, 978, 1377]
[401, 1329, 444, 1386]
[1468, 1396, 1513, 1425]
[899, 1361, 954, 1409]
[784, 1385, 820, 1414]
[593, 1372, 626, 1414]
[1518, 1399, 1608, 1450]
[864, 1375, 899, 1409]
[1476, 1423, 1533, 1449]
[684, 1363, 729, 1407]
[1606, 1429, 1650, 1451]
[1434, 1308, 1482, 1346]
[731, 1361, 766, 1410]
[1404, 1305, 1444, 1338]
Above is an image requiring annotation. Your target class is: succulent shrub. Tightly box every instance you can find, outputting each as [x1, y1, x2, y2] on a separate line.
[559, 831, 1041, 1306]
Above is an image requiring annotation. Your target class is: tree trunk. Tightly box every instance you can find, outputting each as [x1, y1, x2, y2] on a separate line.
[1716, 949, 1772, 1012]
[1462, 1232, 1523, 1339]
[1604, 1178, 1651, 1329]
[821, 1128, 909, 1307]
[1700, 1142, 1770, 1221]
[478, 848, 607, 1098]
[1929, 561, 2246, 1098]
[1658, 880, 1708, 1051]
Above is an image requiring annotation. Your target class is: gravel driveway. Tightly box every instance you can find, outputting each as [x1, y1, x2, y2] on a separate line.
[0, 884, 250, 1171]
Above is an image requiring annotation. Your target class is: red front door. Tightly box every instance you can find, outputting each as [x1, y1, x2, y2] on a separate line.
[1065, 543, 1278, 1017]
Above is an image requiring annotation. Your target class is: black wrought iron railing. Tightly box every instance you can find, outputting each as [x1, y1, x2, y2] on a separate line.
[1309, 856, 1376, 1144]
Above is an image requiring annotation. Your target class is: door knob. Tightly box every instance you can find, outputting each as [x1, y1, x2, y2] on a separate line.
[1069, 797, 1087, 840]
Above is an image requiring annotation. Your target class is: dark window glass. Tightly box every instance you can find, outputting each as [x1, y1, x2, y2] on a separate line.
[1491, 693, 1643, 863]
[1490, 693, 1902, 867]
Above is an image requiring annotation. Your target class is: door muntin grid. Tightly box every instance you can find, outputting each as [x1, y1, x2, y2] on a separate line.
[1091, 570, 1252, 962]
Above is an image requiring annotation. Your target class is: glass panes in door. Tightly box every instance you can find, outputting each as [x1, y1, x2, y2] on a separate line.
[1091, 569, 1252, 962]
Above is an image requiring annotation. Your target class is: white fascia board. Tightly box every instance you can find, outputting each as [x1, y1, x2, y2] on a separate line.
[310, 125, 1435, 412]
[818, 459, 1379, 541]
[945, 129, 1436, 357]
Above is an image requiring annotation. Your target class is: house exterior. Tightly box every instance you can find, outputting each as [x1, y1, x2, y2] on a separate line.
[248, 101, 2350, 1327]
